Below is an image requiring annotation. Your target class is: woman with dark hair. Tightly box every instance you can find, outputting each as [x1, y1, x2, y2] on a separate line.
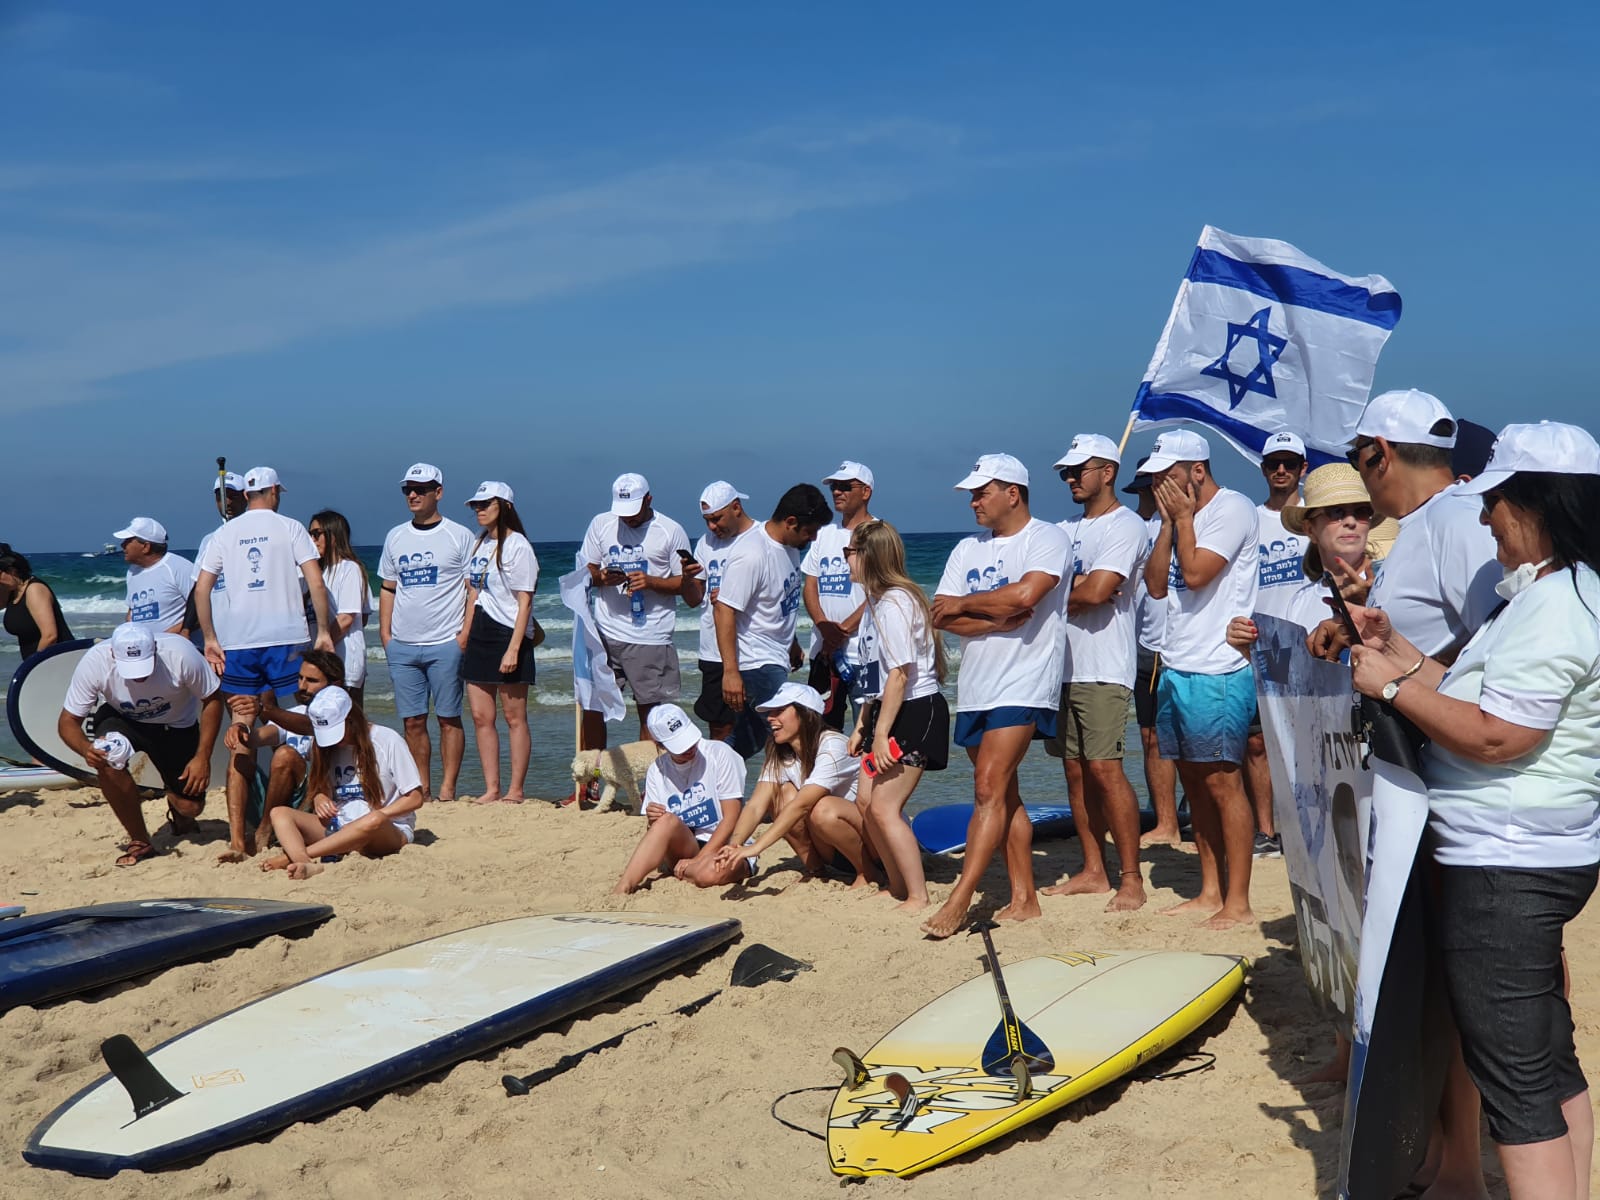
[457, 481, 538, 804]
[0, 545, 72, 658]
[309, 509, 370, 703]
[1350, 421, 1600, 1199]
[264, 686, 423, 880]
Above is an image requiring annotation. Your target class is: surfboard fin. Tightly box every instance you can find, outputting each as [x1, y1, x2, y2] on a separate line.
[832, 1046, 870, 1090]
[1009, 1054, 1032, 1102]
[101, 1034, 185, 1120]
[883, 1072, 923, 1130]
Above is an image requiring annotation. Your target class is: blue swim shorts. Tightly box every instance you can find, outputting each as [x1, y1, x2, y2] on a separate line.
[953, 705, 1058, 749]
[1155, 665, 1253, 764]
[387, 638, 465, 720]
[221, 644, 302, 699]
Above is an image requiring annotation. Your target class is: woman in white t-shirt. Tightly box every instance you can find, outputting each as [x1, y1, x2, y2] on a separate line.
[264, 686, 423, 880]
[714, 683, 877, 887]
[846, 519, 949, 914]
[1349, 422, 1600, 1194]
[309, 510, 371, 701]
[457, 482, 539, 805]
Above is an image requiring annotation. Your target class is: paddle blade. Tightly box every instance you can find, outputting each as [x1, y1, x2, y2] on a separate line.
[980, 1015, 1054, 1078]
[730, 943, 812, 987]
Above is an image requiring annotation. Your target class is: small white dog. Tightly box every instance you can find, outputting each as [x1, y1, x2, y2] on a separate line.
[569, 741, 659, 812]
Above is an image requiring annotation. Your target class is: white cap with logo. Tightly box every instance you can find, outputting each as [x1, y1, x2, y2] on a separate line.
[110, 622, 157, 679]
[465, 481, 514, 505]
[953, 453, 1030, 491]
[755, 681, 827, 715]
[212, 472, 247, 493]
[1053, 433, 1121, 469]
[400, 463, 443, 486]
[699, 481, 749, 512]
[1456, 422, 1600, 496]
[1355, 389, 1457, 449]
[611, 473, 650, 517]
[1141, 429, 1212, 474]
[243, 466, 284, 493]
[112, 517, 168, 544]
[1261, 431, 1307, 459]
[823, 461, 875, 489]
[308, 686, 354, 747]
[646, 703, 702, 754]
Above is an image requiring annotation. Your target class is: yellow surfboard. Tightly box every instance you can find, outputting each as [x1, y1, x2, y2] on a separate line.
[827, 949, 1246, 1178]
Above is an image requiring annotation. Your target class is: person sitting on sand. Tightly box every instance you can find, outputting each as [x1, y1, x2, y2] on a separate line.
[219, 648, 343, 862]
[712, 683, 877, 886]
[612, 703, 750, 893]
[262, 686, 422, 880]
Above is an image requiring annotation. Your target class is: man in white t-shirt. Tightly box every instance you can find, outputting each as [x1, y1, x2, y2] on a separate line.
[1040, 434, 1150, 913]
[190, 473, 248, 647]
[715, 483, 833, 758]
[923, 453, 1071, 940]
[687, 480, 755, 742]
[1142, 430, 1260, 932]
[115, 516, 195, 636]
[55, 623, 223, 866]
[803, 461, 876, 731]
[378, 463, 475, 802]
[579, 473, 693, 749]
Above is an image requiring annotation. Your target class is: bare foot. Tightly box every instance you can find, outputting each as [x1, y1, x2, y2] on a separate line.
[1140, 826, 1184, 848]
[470, 790, 502, 805]
[847, 875, 873, 891]
[1041, 871, 1110, 897]
[1199, 907, 1256, 931]
[435, 791, 457, 803]
[501, 793, 527, 805]
[1294, 1056, 1350, 1086]
[259, 853, 290, 872]
[216, 846, 249, 864]
[286, 861, 325, 880]
[1105, 876, 1147, 913]
[895, 898, 930, 915]
[995, 899, 1042, 923]
[1161, 896, 1222, 918]
[920, 899, 970, 940]
[252, 822, 274, 853]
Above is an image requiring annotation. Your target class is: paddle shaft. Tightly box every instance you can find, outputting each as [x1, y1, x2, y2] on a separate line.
[975, 923, 1054, 1073]
[976, 924, 1024, 1038]
[214, 456, 228, 522]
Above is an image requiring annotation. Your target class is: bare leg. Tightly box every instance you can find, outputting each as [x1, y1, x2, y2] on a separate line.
[1565, 1088, 1593, 1200]
[635, 701, 657, 745]
[612, 816, 699, 893]
[218, 750, 256, 862]
[807, 795, 876, 886]
[1423, 1045, 1489, 1200]
[863, 762, 929, 911]
[1199, 762, 1255, 930]
[771, 782, 825, 874]
[1498, 1132, 1576, 1200]
[1245, 730, 1275, 837]
[1089, 757, 1146, 912]
[499, 685, 530, 802]
[466, 682, 502, 803]
[1140, 726, 1183, 846]
[96, 763, 152, 846]
[1043, 758, 1111, 896]
[268, 807, 328, 868]
[438, 716, 464, 802]
[254, 745, 307, 852]
[1295, 1030, 1353, 1085]
[402, 714, 434, 798]
[994, 776, 1042, 923]
[1163, 761, 1225, 918]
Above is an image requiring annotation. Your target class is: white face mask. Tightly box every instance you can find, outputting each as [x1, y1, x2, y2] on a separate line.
[1495, 556, 1556, 602]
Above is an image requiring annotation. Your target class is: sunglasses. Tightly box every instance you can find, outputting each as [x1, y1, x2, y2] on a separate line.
[1058, 463, 1107, 480]
[829, 480, 860, 492]
[1481, 492, 1503, 516]
[1317, 504, 1374, 524]
[309, 528, 326, 538]
[467, 499, 496, 511]
[401, 483, 439, 496]
[1263, 456, 1304, 473]
[1345, 439, 1383, 469]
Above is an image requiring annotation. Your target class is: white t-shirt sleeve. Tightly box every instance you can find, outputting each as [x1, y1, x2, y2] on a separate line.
[199, 537, 224, 576]
[62, 647, 111, 717]
[935, 543, 971, 598]
[1436, 500, 1504, 636]
[169, 555, 197, 597]
[872, 591, 920, 671]
[288, 522, 318, 567]
[504, 535, 537, 594]
[377, 729, 424, 802]
[665, 522, 689, 577]
[329, 560, 366, 616]
[805, 735, 858, 796]
[173, 639, 221, 700]
[705, 742, 747, 800]
[1478, 583, 1593, 731]
[579, 516, 607, 568]
[715, 541, 758, 614]
[1196, 493, 1257, 561]
[642, 760, 671, 809]
[1019, 523, 1069, 583]
[378, 532, 398, 582]
[1088, 512, 1144, 582]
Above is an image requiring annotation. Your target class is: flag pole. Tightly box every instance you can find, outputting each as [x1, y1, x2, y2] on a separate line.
[1115, 410, 1138, 457]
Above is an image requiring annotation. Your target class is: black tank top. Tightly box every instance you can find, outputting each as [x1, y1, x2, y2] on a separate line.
[3, 579, 72, 659]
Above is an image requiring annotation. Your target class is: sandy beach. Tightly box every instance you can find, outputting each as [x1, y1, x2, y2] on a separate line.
[4, 782, 1590, 1198]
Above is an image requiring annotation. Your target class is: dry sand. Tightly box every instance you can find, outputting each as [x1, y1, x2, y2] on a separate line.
[3, 782, 1594, 1199]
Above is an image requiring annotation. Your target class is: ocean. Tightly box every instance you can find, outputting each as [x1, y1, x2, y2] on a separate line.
[2, 533, 1149, 815]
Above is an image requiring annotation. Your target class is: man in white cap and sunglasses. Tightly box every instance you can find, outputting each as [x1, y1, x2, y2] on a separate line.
[923, 453, 1072, 939]
[688, 480, 755, 742]
[1141, 429, 1260, 931]
[378, 463, 475, 802]
[803, 461, 877, 731]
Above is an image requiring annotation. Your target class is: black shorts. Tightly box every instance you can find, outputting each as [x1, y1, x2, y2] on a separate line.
[806, 655, 850, 732]
[857, 692, 950, 772]
[461, 608, 537, 685]
[694, 659, 740, 726]
[92, 705, 204, 800]
[1134, 646, 1162, 730]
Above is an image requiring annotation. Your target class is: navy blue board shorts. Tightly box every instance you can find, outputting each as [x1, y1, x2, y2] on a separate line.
[952, 705, 1058, 749]
[221, 644, 302, 699]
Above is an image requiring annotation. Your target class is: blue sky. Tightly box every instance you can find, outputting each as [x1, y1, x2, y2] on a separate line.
[3, 2, 1597, 550]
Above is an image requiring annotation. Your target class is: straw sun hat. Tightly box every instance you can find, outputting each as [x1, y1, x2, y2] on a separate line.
[1280, 464, 1398, 576]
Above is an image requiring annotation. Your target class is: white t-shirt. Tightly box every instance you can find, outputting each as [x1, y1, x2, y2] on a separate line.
[802, 523, 867, 663]
[1424, 567, 1600, 868]
[935, 518, 1071, 712]
[126, 553, 195, 631]
[1368, 487, 1502, 659]
[323, 559, 370, 687]
[379, 518, 475, 646]
[322, 724, 422, 834]
[1135, 515, 1167, 652]
[693, 525, 755, 663]
[642, 739, 745, 838]
[580, 512, 690, 646]
[198, 509, 319, 650]
[271, 703, 313, 761]
[63, 633, 218, 728]
[858, 587, 940, 702]
[467, 532, 539, 631]
[1159, 488, 1259, 675]
[758, 730, 859, 802]
[196, 529, 231, 638]
[716, 526, 804, 671]
[1059, 505, 1147, 688]
[1255, 504, 1309, 622]
[1280, 578, 1338, 634]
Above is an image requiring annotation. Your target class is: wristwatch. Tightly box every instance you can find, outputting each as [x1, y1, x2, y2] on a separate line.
[1380, 655, 1427, 703]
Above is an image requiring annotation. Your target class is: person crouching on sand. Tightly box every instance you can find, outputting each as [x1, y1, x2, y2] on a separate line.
[263, 686, 423, 880]
[612, 704, 751, 893]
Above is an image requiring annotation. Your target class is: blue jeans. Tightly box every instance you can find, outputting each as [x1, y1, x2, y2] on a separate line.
[728, 663, 789, 759]
[387, 638, 465, 719]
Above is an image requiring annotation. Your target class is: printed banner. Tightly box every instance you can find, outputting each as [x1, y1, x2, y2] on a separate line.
[558, 554, 627, 722]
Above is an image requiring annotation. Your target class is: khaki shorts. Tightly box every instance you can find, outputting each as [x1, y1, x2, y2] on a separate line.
[1044, 682, 1131, 761]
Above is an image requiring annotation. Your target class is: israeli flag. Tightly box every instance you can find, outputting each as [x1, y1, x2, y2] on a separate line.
[1131, 226, 1401, 465]
[558, 554, 627, 722]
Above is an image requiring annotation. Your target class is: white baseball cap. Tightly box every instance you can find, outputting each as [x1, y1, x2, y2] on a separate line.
[400, 463, 443, 486]
[308, 686, 353, 747]
[1053, 434, 1121, 469]
[212, 472, 246, 493]
[699, 481, 749, 512]
[465, 480, 514, 505]
[611, 473, 650, 517]
[823, 461, 875, 489]
[756, 682, 827, 715]
[645, 703, 702, 754]
[1456, 422, 1600, 496]
[110, 622, 157, 679]
[1141, 430, 1212, 474]
[953, 453, 1030, 491]
[1261, 431, 1307, 460]
[1354, 389, 1457, 449]
[113, 517, 168, 544]
[243, 466, 284, 493]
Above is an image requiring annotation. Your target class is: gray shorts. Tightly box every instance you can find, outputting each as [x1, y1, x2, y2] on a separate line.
[1044, 682, 1132, 761]
[600, 635, 681, 705]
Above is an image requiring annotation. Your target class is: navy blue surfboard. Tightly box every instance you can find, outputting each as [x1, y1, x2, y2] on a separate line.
[912, 804, 1078, 856]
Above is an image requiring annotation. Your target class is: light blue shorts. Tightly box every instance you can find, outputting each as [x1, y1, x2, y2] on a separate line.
[387, 639, 464, 720]
[1155, 666, 1253, 764]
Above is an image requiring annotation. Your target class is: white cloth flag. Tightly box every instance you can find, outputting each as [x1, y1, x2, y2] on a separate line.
[1130, 225, 1401, 465]
[558, 555, 626, 722]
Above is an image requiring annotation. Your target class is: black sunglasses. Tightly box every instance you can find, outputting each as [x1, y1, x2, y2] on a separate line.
[401, 483, 439, 496]
[1345, 439, 1383, 470]
[467, 499, 496, 511]
[1481, 492, 1503, 516]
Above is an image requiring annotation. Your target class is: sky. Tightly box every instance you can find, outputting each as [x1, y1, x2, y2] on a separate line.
[3, 2, 1597, 550]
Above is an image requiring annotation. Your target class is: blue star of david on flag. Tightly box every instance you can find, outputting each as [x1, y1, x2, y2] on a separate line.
[1201, 307, 1287, 409]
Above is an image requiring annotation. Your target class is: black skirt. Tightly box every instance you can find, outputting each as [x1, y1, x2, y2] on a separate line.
[858, 691, 950, 771]
[461, 607, 537, 685]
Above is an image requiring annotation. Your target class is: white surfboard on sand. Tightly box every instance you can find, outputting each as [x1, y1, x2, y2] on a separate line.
[25, 911, 740, 1177]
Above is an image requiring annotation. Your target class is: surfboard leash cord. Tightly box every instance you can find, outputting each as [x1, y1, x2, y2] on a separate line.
[770, 1085, 835, 1142]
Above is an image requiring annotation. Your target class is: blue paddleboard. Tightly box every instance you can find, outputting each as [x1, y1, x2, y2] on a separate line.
[912, 803, 1077, 856]
[1, 898, 333, 1013]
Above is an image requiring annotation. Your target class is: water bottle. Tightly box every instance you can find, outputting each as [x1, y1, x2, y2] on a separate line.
[831, 650, 856, 685]
[321, 813, 345, 864]
[630, 582, 646, 629]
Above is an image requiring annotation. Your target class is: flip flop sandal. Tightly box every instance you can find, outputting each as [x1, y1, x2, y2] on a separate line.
[115, 840, 160, 868]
